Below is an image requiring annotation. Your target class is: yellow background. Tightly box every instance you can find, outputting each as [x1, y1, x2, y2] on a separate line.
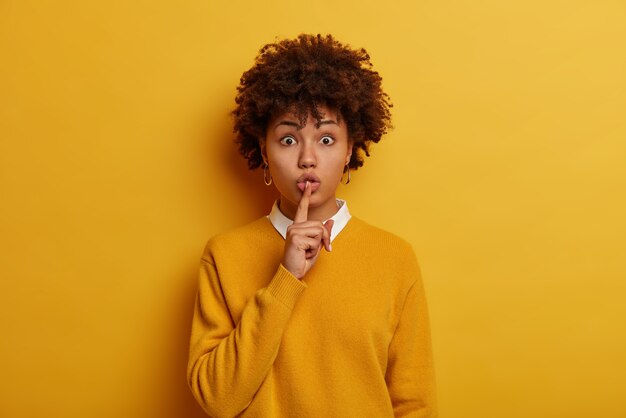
[1, 1, 625, 417]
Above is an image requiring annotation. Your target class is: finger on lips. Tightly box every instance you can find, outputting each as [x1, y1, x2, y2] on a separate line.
[287, 179, 333, 278]
[294, 181, 311, 223]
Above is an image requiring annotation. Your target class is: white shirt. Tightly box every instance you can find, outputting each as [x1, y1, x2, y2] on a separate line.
[267, 199, 351, 242]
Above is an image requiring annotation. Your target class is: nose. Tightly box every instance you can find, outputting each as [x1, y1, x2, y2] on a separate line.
[298, 141, 317, 169]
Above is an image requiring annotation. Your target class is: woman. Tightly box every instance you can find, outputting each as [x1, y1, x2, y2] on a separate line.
[188, 34, 436, 417]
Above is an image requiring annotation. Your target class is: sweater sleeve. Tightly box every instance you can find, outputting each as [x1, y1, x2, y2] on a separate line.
[187, 258, 306, 417]
[385, 273, 437, 417]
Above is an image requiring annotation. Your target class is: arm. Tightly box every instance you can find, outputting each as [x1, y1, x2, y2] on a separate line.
[385, 274, 437, 417]
[187, 258, 305, 417]
[188, 184, 328, 416]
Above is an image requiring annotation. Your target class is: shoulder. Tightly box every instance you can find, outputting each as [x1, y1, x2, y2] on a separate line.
[201, 217, 278, 262]
[341, 217, 423, 292]
[344, 217, 420, 271]
[346, 217, 416, 255]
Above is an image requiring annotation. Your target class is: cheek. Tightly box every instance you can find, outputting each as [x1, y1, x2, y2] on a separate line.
[331, 153, 349, 174]
[266, 151, 289, 176]
[268, 162, 295, 192]
[331, 163, 345, 179]
[269, 165, 289, 185]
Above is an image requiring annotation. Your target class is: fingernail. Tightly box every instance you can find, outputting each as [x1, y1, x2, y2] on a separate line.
[329, 244, 332, 251]
[305, 181, 309, 189]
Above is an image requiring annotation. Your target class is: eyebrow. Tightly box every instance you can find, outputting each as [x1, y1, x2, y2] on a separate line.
[273, 119, 338, 130]
[316, 120, 338, 128]
[275, 120, 301, 129]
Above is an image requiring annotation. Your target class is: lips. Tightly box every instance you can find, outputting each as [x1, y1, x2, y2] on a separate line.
[297, 173, 321, 192]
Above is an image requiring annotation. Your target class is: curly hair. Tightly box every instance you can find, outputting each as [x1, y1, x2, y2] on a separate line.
[232, 34, 392, 171]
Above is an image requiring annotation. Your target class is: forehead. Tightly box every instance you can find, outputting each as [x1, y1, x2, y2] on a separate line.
[270, 106, 341, 129]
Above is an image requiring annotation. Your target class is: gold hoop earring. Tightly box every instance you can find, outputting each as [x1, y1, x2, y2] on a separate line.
[263, 164, 272, 186]
[341, 165, 351, 185]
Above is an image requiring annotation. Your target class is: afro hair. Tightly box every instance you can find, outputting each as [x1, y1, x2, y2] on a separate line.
[232, 34, 392, 171]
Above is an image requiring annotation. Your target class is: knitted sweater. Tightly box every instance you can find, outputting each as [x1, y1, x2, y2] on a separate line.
[187, 216, 436, 417]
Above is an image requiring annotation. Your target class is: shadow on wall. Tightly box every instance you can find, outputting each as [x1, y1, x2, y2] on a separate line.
[214, 112, 279, 222]
[167, 115, 277, 417]
[169, 267, 211, 418]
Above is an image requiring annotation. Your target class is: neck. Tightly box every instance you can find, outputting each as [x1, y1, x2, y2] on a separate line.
[278, 196, 340, 221]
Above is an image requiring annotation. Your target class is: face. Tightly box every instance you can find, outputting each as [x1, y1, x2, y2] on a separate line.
[263, 106, 352, 221]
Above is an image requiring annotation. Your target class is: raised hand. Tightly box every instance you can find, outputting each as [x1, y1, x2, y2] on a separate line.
[282, 181, 334, 279]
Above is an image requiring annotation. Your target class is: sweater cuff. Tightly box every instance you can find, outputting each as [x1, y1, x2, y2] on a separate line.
[266, 264, 307, 310]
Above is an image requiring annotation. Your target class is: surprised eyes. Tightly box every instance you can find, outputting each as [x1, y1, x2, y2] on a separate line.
[279, 135, 335, 146]
[280, 136, 297, 146]
[320, 136, 335, 145]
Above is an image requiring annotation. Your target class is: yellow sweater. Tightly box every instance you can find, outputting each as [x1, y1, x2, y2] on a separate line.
[187, 216, 436, 417]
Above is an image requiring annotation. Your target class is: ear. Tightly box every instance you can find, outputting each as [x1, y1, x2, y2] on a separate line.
[259, 138, 268, 165]
[345, 141, 354, 166]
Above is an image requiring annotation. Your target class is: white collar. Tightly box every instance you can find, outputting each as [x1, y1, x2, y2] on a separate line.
[267, 199, 351, 242]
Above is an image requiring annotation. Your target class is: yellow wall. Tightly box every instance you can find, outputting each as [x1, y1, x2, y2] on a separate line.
[1, 1, 625, 417]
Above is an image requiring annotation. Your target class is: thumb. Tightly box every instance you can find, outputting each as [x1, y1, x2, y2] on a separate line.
[323, 219, 334, 252]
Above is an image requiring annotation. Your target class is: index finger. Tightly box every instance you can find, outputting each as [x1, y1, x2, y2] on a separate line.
[294, 181, 311, 223]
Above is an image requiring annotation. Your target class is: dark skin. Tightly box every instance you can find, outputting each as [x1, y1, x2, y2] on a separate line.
[282, 181, 333, 280]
